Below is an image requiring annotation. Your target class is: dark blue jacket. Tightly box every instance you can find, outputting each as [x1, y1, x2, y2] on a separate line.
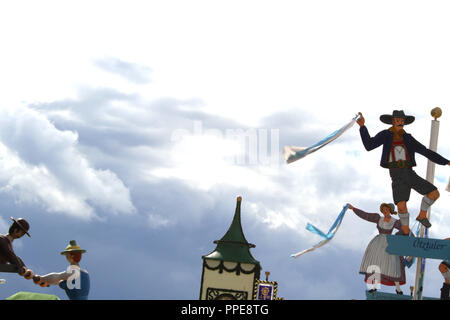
[359, 126, 449, 169]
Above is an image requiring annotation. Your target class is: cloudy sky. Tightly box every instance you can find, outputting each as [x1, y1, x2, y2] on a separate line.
[0, 1, 449, 300]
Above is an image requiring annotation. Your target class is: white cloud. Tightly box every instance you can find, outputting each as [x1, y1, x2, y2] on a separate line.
[0, 0, 449, 299]
[151, 131, 278, 190]
[147, 213, 171, 229]
[93, 56, 151, 84]
[0, 106, 136, 219]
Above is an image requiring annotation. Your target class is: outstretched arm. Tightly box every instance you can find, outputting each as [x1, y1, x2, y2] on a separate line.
[0, 240, 26, 274]
[357, 113, 385, 151]
[348, 204, 380, 223]
[38, 271, 71, 286]
[410, 135, 450, 166]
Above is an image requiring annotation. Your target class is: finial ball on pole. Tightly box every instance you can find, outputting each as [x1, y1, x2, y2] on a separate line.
[431, 107, 442, 120]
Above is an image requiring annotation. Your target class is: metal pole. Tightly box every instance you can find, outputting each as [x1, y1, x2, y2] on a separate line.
[413, 108, 441, 300]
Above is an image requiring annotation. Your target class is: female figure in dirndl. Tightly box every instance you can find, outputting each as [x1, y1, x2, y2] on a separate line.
[348, 203, 406, 294]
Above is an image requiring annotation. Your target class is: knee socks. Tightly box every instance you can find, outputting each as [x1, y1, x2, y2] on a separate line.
[420, 196, 436, 212]
[398, 212, 410, 227]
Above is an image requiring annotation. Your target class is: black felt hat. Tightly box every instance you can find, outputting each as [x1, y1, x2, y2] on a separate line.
[10, 217, 31, 237]
[380, 110, 415, 125]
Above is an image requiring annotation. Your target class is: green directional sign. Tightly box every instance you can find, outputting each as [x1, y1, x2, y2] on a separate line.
[386, 235, 450, 260]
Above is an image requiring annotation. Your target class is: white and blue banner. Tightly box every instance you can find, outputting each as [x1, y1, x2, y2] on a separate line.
[291, 204, 349, 259]
[284, 114, 359, 164]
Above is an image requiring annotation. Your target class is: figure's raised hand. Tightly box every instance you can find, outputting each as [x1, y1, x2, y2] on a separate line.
[32, 275, 49, 287]
[22, 268, 34, 280]
[356, 112, 365, 127]
[33, 275, 41, 284]
[347, 203, 354, 210]
[18, 266, 30, 277]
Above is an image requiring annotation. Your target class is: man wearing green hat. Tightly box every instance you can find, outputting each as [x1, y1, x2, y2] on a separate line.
[33, 240, 90, 300]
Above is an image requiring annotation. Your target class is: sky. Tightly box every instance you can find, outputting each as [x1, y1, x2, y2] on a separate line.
[0, 0, 449, 300]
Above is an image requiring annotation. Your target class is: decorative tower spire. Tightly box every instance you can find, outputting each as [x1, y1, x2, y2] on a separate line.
[203, 196, 259, 265]
[199, 196, 262, 300]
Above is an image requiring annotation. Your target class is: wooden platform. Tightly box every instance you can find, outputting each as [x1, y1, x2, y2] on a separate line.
[366, 290, 438, 300]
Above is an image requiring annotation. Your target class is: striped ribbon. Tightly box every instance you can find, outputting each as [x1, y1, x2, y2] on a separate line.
[291, 204, 349, 259]
[284, 114, 359, 164]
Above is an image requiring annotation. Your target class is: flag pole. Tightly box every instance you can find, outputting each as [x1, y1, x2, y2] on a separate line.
[413, 107, 442, 300]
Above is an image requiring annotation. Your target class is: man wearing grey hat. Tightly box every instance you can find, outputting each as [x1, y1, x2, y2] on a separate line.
[356, 110, 450, 235]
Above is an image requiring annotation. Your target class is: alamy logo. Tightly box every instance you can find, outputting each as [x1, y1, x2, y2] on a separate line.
[366, 265, 381, 290]
[67, 265, 81, 290]
[171, 121, 280, 166]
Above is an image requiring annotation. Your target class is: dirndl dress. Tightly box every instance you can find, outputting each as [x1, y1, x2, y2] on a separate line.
[354, 208, 406, 286]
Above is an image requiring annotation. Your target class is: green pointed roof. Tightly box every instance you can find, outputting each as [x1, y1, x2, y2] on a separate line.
[203, 196, 260, 265]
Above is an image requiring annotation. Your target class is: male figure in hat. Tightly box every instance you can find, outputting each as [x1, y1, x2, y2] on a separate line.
[356, 110, 450, 235]
[0, 217, 34, 279]
[33, 240, 90, 300]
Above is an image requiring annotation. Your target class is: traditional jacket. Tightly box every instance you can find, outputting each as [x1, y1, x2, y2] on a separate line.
[0, 235, 26, 273]
[359, 126, 449, 168]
